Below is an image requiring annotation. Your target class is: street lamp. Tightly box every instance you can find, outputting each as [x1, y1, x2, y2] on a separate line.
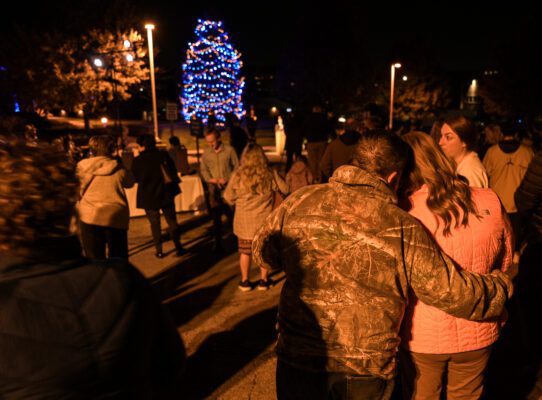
[145, 23, 160, 142]
[389, 62, 401, 130]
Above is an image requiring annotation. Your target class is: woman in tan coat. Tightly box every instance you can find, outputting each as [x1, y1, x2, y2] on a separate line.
[77, 135, 134, 259]
[224, 144, 287, 291]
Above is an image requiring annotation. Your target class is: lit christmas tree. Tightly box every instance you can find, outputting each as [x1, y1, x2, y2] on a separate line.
[181, 20, 245, 126]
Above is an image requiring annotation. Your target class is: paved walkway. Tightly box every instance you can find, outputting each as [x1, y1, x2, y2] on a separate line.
[128, 214, 282, 399]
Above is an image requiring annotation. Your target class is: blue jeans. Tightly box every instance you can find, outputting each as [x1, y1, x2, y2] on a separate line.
[276, 359, 394, 400]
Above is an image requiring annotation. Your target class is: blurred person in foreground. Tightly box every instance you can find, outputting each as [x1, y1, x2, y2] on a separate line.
[399, 132, 513, 399]
[0, 137, 185, 399]
[76, 135, 134, 260]
[252, 130, 514, 400]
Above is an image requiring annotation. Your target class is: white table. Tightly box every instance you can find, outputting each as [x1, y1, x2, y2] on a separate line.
[126, 174, 207, 217]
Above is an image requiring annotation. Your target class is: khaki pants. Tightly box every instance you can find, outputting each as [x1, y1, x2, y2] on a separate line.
[400, 346, 492, 400]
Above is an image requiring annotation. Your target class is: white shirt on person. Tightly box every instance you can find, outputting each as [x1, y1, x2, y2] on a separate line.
[456, 151, 489, 188]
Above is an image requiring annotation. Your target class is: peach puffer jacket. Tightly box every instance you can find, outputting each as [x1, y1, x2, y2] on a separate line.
[401, 185, 513, 354]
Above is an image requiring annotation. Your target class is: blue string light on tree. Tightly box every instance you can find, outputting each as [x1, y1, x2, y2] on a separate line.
[181, 19, 245, 126]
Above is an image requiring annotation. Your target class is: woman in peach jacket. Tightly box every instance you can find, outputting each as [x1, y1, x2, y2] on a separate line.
[399, 132, 513, 400]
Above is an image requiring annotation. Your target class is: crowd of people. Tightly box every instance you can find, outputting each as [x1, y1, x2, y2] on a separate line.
[0, 109, 541, 399]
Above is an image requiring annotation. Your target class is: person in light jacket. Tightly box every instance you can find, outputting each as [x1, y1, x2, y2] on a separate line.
[200, 129, 239, 252]
[399, 132, 513, 399]
[483, 122, 534, 249]
[76, 135, 134, 259]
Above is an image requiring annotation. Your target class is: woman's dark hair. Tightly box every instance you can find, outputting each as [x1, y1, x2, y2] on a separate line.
[136, 134, 157, 150]
[443, 115, 479, 151]
[89, 135, 115, 156]
[169, 136, 181, 147]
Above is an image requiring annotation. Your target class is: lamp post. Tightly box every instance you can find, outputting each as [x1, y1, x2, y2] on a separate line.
[389, 62, 401, 131]
[145, 23, 160, 142]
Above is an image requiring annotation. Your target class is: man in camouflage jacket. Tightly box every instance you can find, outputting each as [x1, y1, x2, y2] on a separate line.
[252, 130, 514, 399]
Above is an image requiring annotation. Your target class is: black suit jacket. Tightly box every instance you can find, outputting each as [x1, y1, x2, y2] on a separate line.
[131, 149, 181, 210]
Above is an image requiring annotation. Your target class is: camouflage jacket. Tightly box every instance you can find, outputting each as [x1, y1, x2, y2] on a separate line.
[252, 165, 513, 379]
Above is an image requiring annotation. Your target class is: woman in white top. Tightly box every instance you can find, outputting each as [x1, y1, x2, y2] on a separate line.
[439, 115, 489, 188]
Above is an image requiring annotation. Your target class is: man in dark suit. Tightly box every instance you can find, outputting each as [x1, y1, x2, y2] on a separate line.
[132, 135, 186, 258]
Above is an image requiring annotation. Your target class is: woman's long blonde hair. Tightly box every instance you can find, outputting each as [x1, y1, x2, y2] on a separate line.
[238, 144, 274, 194]
[402, 132, 478, 236]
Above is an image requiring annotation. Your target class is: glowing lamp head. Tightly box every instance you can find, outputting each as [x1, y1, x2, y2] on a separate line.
[93, 58, 103, 68]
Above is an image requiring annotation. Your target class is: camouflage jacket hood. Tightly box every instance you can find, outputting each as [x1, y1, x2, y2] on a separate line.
[253, 165, 512, 379]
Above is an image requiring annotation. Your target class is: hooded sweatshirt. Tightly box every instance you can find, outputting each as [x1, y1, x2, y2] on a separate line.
[483, 139, 534, 213]
[76, 156, 134, 229]
[286, 160, 313, 193]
